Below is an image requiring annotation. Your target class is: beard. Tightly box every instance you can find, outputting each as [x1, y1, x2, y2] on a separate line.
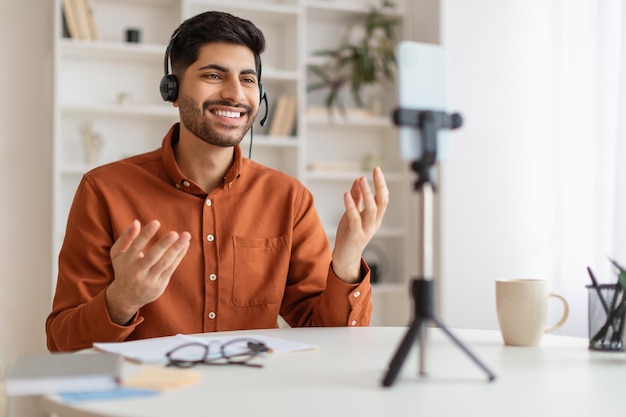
[178, 93, 256, 147]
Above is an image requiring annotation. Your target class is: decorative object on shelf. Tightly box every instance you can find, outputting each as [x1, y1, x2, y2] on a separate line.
[125, 28, 141, 43]
[586, 259, 626, 351]
[79, 120, 104, 165]
[363, 243, 389, 284]
[307, 0, 399, 115]
[116, 92, 132, 106]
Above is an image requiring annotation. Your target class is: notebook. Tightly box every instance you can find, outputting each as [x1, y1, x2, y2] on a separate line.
[4, 352, 121, 396]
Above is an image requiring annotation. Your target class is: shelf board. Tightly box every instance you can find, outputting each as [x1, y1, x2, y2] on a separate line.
[103, 0, 173, 6]
[59, 134, 301, 176]
[307, 171, 406, 182]
[306, 1, 375, 15]
[325, 227, 407, 239]
[306, 55, 332, 67]
[306, 112, 392, 128]
[190, 0, 300, 16]
[373, 227, 408, 238]
[61, 102, 178, 118]
[240, 135, 300, 147]
[261, 68, 299, 81]
[60, 39, 299, 83]
[60, 39, 164, 61]
[371, 282, 407, 295]
[60, 164, 94, 175]
[305, 1, 403, 19]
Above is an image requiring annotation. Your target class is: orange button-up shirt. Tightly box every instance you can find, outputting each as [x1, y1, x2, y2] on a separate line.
[46, 124, 372, 352]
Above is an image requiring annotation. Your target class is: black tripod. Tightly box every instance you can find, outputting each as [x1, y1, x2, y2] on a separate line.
[381, 109, 496, 387]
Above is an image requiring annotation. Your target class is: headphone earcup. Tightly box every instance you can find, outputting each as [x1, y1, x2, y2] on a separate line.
[159, 74, 179, 102]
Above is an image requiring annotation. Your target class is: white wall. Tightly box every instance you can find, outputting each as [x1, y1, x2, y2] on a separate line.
[1, 0, 54, 416]
[439, 0, 587, 336]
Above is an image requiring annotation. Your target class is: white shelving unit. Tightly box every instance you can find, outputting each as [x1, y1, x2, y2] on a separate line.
[52, 0, 417, 325]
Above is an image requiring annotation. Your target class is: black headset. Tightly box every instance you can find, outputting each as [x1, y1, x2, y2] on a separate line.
[159, 32, 269, 126]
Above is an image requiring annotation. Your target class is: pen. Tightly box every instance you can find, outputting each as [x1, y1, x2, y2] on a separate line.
[587, 266, 610, 314]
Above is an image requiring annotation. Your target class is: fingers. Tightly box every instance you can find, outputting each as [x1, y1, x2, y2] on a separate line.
[107, 221, 191, 324]
[156, 232, 192, 281]
[355, 167, 389, 225]
[110, 219, 141, 260]
[111, 219, 190, 277]
[350, 178, 364, 209]
[125, 220, 162, 261]
[372, 167, 389, 221]
[343, 191, 361, 229]
[144, 231, 191, 281]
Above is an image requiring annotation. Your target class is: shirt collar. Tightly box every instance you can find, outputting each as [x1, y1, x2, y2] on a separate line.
[161, 123, 243, 193]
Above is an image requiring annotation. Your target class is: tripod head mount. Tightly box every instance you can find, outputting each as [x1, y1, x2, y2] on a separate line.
[392, 108, 463, 191]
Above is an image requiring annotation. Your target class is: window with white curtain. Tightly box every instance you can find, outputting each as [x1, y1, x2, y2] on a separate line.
[440, 0, 625, 337]
[551, 0, 624, 335]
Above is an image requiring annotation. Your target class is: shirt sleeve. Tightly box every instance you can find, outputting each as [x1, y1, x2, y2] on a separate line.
[279, 186, 373, 327]
[322, 259, 373, 327]
[45, 175, 143, 352]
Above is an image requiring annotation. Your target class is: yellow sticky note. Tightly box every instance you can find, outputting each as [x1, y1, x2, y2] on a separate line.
[122, 366, 201, 391]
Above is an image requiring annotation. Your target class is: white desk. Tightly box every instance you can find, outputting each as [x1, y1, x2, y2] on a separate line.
[40, 327, 626, 417]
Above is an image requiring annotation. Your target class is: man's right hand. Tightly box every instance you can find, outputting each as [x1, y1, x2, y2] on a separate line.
[105, 220, 191, 325]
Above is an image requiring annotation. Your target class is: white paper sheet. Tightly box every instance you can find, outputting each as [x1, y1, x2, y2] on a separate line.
[93, 334, 319, 363]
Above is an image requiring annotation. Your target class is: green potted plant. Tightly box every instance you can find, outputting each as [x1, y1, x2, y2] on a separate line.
[307, 0, 400, 116]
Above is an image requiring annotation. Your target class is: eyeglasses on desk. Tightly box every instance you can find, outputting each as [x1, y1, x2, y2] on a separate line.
[165, 338, 271, 368]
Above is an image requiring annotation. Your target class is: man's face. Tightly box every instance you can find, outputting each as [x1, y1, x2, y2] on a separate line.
[175, 42, 260, 147]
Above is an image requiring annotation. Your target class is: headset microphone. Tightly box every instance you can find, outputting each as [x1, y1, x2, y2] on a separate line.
[259, 92, 269, 126]
[257, 59, 268, 126]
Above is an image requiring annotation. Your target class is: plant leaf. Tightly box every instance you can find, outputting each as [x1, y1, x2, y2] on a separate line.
[306, 0, 400, 111]
[609, 257, 626, 289]
[307, 82, 328, 92]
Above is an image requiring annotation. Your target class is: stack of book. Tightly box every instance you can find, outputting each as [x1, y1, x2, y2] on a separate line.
[62, 0, 100, 41]
[4, 352, 121, 396]
[268, 96, 297, 137]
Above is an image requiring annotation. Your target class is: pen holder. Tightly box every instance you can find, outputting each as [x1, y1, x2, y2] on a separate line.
[587, 284, 625, 351]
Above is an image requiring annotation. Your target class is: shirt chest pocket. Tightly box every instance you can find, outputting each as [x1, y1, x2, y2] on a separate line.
[232, 235, 289, 307]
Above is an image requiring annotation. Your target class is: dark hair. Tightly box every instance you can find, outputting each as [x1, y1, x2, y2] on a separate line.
[169, 11, 266, 79]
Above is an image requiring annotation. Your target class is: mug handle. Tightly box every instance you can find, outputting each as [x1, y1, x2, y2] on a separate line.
[544, 293, 569, 333]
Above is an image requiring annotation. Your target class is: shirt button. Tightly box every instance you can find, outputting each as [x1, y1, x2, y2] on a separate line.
[174, 184, 181, 189]
[206, 199, 212, 206]
[209, 274, 217, 281]
[353, 291, 361, 298]
[208, 312, 216, 319]
[351, 320, 357, 326]
[206, 234, 215, 242]
[183, 180, 190, 187]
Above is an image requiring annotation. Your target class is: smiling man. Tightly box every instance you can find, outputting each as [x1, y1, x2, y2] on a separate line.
[46, 11, 389, 352]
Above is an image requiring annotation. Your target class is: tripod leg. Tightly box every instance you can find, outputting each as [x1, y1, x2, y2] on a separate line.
[431, 316, 496, 381]
[382, 318, 424, 387]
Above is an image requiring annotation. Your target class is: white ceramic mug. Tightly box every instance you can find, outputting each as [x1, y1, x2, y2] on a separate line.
[495, 279, 569, 346]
